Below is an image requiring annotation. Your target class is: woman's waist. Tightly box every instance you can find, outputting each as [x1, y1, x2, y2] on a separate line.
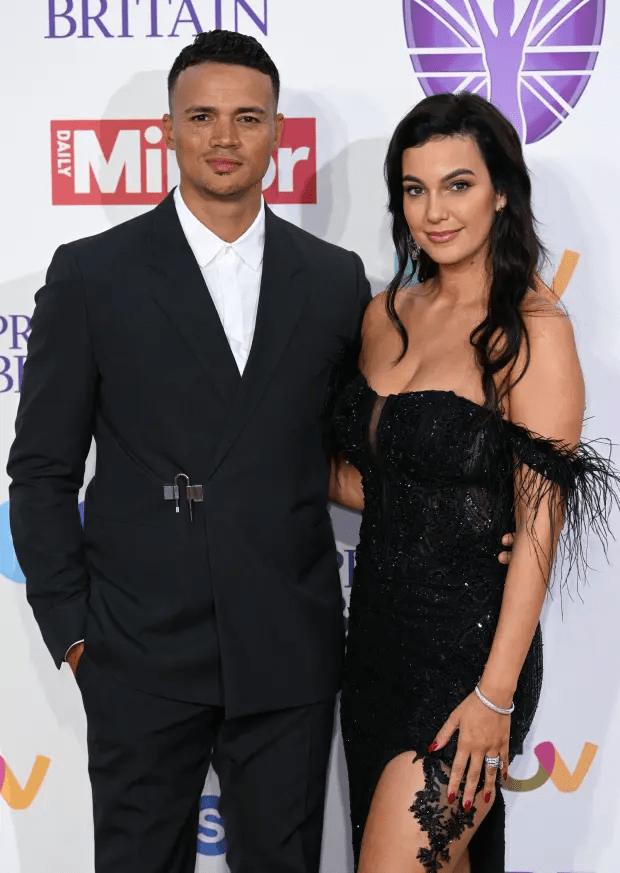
[359, 493, 512, 542]
[354, 535, 508, 581]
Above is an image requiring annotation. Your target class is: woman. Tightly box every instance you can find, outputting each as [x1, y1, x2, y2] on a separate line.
[330, 92, 618, 872]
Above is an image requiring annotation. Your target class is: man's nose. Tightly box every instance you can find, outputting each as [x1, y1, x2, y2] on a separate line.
[210, 118, 239, 148]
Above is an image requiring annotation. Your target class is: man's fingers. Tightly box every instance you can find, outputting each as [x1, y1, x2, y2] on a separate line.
[499, 532, 514, 564]
[66, 644, 84, 677]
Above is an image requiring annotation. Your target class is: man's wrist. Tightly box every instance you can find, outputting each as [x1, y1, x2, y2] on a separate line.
[65, 640, 85, 662]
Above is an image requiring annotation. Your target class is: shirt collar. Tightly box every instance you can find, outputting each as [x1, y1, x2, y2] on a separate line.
[174, 186, 265, 272]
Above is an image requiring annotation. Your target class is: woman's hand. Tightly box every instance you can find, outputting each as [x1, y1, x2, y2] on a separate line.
[428, 691, 510, 810]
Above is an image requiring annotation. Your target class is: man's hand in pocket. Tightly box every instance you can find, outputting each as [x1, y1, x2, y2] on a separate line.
[66, 642, 85, 677]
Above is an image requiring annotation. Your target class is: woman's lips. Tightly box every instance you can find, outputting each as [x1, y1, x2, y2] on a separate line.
[427, 230, 461, 243]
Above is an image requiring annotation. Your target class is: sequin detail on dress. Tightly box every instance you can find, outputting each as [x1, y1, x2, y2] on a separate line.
[333, 373, 618, 872]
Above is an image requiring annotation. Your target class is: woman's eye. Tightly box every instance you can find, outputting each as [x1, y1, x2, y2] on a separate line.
[405, 186, 423, 197]
[451, 181, 470, 192]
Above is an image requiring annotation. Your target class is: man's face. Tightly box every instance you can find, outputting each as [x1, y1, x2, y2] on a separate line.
[163, 61, 283, 201]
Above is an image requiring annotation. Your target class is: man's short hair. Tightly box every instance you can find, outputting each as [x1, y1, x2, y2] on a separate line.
[168, 29, 281, 108]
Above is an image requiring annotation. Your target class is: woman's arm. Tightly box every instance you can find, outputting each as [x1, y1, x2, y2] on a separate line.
[329, 456, 364, 511]
[478, 306, 584, 710]
[430, 303, 584, 809]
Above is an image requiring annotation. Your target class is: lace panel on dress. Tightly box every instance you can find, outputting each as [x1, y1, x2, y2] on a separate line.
[410, 753, 477, 873]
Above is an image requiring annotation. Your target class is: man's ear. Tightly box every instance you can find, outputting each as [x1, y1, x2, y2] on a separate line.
[274, 113, 285, 150]
[162, 113, 175, 151]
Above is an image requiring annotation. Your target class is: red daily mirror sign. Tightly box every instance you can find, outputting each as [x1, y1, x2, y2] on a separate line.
[51, 118, 317, 206]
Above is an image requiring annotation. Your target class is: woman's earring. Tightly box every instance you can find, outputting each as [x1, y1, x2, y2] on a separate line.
[409, 238, 421, 261]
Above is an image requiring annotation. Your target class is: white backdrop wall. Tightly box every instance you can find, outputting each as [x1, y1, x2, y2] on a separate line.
[1, 2, 619, 871]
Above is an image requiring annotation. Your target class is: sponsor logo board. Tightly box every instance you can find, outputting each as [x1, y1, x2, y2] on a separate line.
[51, 118, 317, 206]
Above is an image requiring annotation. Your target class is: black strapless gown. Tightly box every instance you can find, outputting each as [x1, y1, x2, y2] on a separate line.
[333, 372, 618, 873]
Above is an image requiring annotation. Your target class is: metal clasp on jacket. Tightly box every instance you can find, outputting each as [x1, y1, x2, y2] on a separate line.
[163, 473, 203, 522]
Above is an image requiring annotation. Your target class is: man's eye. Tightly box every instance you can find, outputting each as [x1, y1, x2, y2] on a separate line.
[239, 116, 259, 123]
[192, 114, 208, 122]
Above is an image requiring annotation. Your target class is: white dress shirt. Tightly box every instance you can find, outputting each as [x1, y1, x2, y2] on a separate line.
[64, 189, 267, 664]
[173, 185, 265, 374]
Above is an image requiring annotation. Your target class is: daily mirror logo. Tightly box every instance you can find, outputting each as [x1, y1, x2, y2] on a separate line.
[51, 118, 317, 206]
[403, 0, 605, 143]
[52, 120, 168, 206]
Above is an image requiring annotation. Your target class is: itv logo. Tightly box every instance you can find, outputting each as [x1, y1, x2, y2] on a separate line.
[0, 755, 51, 811]
[51, 118, 317, 205]
[506, 741, 597, 793]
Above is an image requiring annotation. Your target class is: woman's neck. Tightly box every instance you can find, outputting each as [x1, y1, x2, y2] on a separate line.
[431, 251, 491, 310]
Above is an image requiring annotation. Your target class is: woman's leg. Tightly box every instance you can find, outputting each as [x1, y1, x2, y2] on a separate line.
[358, 751, 496, 873]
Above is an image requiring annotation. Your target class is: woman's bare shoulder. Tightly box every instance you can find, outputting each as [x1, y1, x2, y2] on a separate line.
[522, 279, 564, 319]
[521, 289, 573, 346]
[362, 283, 426, 331]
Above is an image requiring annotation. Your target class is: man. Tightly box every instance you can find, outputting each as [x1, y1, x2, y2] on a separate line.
[8, 30, 370, 873]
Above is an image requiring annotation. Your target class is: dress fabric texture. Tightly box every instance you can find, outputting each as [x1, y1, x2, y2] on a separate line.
[333, 371, 618, 872]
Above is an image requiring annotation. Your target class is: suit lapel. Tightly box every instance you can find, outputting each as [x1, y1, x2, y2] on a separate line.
[148, 192, 241, 402]
[208, 207, 308, 476]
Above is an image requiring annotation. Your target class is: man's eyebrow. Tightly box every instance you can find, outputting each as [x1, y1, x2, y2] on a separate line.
[236, 106, 268, 116]
[183, 105, 268, 116]
[402, 168, 477, 184]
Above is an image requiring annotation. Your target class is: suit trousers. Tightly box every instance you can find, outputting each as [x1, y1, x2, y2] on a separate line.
[75, 651, 336, 873]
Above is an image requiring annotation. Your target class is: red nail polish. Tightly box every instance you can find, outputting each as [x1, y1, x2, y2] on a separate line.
[484, 792, 491, 803]
[464, 800, 472, 812]
[428, 741, 438, 752]
[448, 792, 455, 803]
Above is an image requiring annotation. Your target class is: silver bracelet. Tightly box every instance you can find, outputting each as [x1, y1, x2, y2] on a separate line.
[475, 684, 515, 715]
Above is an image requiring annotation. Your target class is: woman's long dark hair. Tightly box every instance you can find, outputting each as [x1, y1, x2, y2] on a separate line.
[385, 91, 547, 412]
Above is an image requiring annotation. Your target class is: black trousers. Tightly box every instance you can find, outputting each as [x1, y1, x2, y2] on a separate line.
[76, 651, 336, 873]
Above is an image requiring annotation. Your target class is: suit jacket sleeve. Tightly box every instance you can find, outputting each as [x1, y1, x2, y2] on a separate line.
[351, 250, 372, 337]
[7, 244, 97, 667]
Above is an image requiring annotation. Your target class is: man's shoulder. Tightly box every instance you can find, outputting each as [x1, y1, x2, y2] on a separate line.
[61, 199, 166, 265]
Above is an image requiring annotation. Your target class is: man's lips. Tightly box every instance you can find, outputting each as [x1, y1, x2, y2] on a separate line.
[208, 159, 240, 173]
[427, 229, 461, 243]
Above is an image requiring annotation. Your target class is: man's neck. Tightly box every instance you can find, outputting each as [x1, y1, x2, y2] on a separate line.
[179, 181, 263, 243]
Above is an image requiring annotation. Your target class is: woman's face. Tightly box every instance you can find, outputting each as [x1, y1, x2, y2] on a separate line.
[401, 134, 506, 269]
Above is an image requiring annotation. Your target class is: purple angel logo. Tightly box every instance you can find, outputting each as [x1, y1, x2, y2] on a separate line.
[403, 0, 606, 143]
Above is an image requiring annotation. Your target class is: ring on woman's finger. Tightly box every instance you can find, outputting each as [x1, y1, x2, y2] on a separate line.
[484, 754, 501, 769]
